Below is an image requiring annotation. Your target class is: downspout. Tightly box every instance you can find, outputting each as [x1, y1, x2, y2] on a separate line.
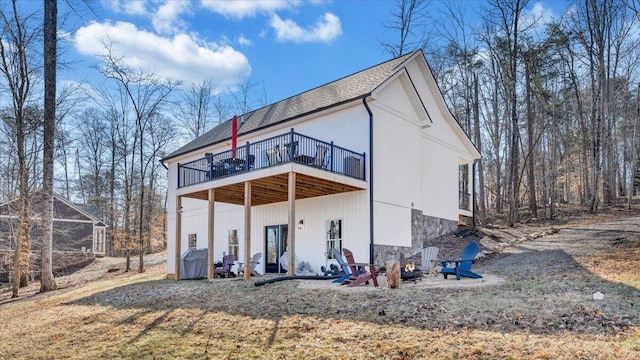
[472, 159, 477, 227]
[363, 95, 374, 265]
[159, 159, 168, 170]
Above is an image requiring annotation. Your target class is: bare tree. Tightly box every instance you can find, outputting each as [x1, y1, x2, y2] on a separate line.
[0, 0, 41, 297]
[143, 114, 175, 253]
[98, 42, 180, 272]
[55, 81, 88, 200]
[483, 0, 530, 226]
[232, 78, 260, 117]
[381, 0, 429, 57]
[75, 107, 109, 204]
[174, 79, 218, 140]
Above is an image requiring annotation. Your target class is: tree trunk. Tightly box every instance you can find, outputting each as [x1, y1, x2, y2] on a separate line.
[507, 0, 522, 226]
[40, 0, 58, 293]
[473, 73, 486, 225]
[630, 83, 640, 209]
[524, 55, 537, 219]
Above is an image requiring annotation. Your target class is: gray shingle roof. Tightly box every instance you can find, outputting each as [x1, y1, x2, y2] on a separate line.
[163, 51, 416, 161]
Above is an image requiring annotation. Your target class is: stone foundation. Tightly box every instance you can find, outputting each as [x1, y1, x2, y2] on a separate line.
[373, 209, 458, 268]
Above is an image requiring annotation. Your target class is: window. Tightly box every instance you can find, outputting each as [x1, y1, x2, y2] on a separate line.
[326, 220, 342, 259]
[228, 230, 239, 259]
[188, 234, 197, 249]
[459, 164, 470, 210]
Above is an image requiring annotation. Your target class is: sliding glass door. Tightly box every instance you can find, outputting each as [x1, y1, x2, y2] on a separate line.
[265, 224, 288, 273]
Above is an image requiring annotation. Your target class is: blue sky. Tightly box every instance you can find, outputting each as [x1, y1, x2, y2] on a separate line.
[47, 0, 566, 111]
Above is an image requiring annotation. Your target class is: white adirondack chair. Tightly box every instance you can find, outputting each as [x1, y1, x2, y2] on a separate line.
[421, 246, 440, 276]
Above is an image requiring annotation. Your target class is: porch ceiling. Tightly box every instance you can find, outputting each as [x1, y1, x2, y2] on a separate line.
[181, 172, 363, 205]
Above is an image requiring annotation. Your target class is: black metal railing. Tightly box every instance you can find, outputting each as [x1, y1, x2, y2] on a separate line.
[178, 129, 366, 188]
[459, 191, 471, 211]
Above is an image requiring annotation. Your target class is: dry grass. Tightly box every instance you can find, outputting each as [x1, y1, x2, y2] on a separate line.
[0, 214, 639, 359]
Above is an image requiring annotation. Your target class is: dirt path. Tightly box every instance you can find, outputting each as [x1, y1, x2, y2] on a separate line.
[478, 216, 640, 278]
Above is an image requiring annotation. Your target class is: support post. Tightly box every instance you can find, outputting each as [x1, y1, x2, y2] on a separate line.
[244, 181, 252, 280]
[288, 172, 296, 276]
[175, 196, 182, 281]
[245, 141, 250, 171]
[207, 189, 215, 280]
[330, 141, 334, 171]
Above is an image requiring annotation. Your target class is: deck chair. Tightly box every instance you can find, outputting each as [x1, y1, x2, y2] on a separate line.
[237, 252, 262, 277]
[341, 248, 378, 287]
[331, 248, 353, 283]
[440, 242, 482, 280]
[245, 154, 255, 170]
[313, 145, 329, 168]
[421, 246, 440, 276]
[339, 248, 361, 285]
[249, 252, 262, 276]
[214, 254, 236, 278]
[267, 147, 282, 166]
[283, 141, 298, 162]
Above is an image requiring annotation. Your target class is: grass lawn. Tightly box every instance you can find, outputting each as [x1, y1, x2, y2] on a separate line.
[0, 215, 638, 359]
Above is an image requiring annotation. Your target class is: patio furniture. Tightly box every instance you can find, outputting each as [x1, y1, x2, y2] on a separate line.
[341, 248, 378, 287]
[180, 248, 208, 279]
[214, 254, 236, 278]
[237, 252, 262, 277]
[283, 141, 298, 162]
[245, 154, 255, 170]
[314, 145, 329, 168]
[330, 248, 352, 283]
[440, 242, 482, 280]
[421, 246, 440, 276]
[249, 252, 262, 276]
[266, 148, 281, 166]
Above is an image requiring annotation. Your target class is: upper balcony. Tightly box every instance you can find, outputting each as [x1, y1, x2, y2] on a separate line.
[178, 129, 366, 189]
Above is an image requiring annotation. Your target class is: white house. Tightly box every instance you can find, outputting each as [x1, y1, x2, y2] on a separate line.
[161, 50, 480, 280]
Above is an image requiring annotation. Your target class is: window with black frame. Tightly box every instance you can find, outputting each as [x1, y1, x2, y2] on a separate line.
[228, 230, 239, 259]
[459, 164, 470, 210]
[188, 234, 197, 249]
[326, 220, 342, 259]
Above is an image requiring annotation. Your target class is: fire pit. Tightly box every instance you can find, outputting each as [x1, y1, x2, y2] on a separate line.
[400, 263, 423, 283]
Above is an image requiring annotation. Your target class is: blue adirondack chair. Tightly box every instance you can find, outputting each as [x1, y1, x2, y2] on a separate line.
[440, 242, 483, 280]
[331, 248, 353, 283]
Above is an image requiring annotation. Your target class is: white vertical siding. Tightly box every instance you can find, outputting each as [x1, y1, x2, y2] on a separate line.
[370, 75, 423, 248]
[369, 64, 478, 226]
[373, 202, 411, 246]
[168, 189, 369, 276]
[420, 136, 460, 220]
[251, 190, 369, 273]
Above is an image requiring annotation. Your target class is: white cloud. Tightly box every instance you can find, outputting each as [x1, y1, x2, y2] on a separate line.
[270, 12, 341, 43]
[237, 34, 252, 46]
[102, 0, 148, 16]
[103, 1, 191, 34]
[200, 0, 294, 19]
[522, 2, 556, 31]
[74, 21, 251, 89]
[152, 1, 191, 34]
